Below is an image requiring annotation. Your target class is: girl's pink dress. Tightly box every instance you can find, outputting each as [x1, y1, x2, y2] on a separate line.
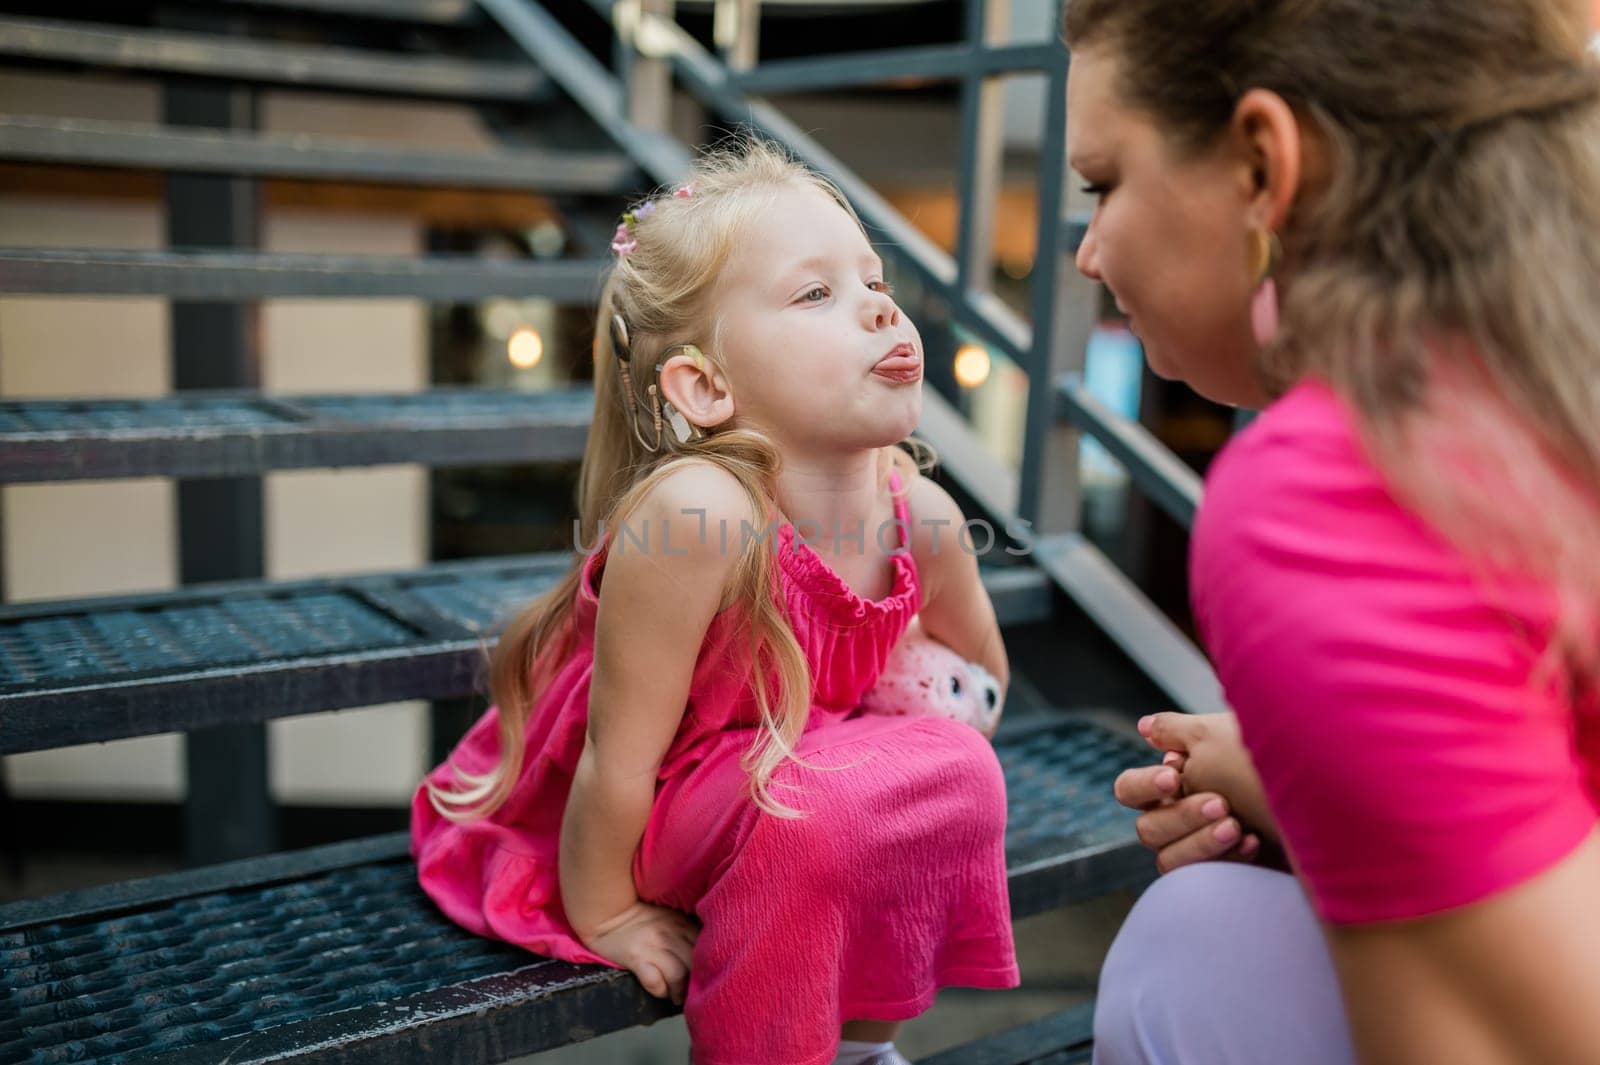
[411, 469, 1020, 1065]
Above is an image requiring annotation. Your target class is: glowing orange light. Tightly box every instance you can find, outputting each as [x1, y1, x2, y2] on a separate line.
[953, 344, 991, 389]
[508, 328, 544, 369]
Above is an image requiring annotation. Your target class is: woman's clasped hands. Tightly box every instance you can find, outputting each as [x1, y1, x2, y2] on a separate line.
[1114, 711, 1281, 874]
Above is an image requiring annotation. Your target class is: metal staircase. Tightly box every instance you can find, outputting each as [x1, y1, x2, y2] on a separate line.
[0, 2, 1222, 1061]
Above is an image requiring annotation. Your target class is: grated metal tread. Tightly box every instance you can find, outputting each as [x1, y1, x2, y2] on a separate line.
[915, 1003, 1095, 1065]
[0, 249, 608, 302]
[218, 0, 477, 21]
[0, 115, 638, 195]
[0, 556, 1054, 755]
[0, 555, 570, 754]
[0, 716, 1150, 1065]
[0, 387, 593, 483]
[0, 15, 539, 101]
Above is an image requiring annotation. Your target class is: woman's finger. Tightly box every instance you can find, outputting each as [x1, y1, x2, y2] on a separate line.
[1141, 712, 1207, 754]
[1113, 764, 1182, 811]
[1155, 817, 1244, 875]
[1231, 833, 1262, 863]
[1134, 792, 1230, 852]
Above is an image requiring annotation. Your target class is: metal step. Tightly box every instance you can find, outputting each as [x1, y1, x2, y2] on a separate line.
[219, 0, 478, 21]
[0, 716, 1146, 1065]
[916, 1003, 1096, 1065]
[0, 555, 1056, 755]
[0, 387, 593, 484]
[0, 115, 638, 194]
[0, 15, 541, 102]
[0, 249, 607, 301]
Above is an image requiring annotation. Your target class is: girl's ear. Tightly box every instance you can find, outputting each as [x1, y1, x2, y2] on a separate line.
[658, 348, 735, 429]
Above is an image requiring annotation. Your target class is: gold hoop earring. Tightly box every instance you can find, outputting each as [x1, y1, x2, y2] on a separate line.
[1251, 229, 1283, 285]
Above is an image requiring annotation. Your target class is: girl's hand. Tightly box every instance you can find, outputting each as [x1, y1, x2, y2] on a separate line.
[580, 901, 700, 1005]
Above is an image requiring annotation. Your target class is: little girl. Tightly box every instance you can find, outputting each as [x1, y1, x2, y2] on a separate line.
[411, 139, 1020, 1065]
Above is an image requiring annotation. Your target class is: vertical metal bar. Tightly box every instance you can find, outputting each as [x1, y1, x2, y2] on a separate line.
[0, 770, 16, 880]
[955, 0, 1006, 294]
[715, 0, 760, 72]
[162, 34, 276, 865]
[430, 696, 480, 766]
[626, 0, 675, 134]
[1017, 54, 1089, 533]
[0, 315, 13, 877]
[611, 0, 637, 105]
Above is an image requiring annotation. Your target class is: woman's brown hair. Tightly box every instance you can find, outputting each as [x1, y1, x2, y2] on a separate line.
[1067, 0, 1600, 685]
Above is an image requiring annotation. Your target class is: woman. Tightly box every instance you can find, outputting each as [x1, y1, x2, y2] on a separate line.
[1062, 2, 1600, 1063]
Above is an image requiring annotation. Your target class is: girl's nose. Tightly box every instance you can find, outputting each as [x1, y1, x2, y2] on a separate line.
[866, 291, 900, 330]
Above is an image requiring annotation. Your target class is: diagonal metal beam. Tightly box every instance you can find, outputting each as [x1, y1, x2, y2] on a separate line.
[1031, 534, 1226, 716]
[474, 0, 692, 187]
[730, 41, 1059, 95]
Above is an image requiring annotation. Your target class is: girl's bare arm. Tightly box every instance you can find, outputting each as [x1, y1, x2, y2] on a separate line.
[560, 464, 749, 941]
[906, 474, 1009, 710]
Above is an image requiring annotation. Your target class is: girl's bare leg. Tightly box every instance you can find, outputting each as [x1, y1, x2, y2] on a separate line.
[840, 1020, 903, 1041]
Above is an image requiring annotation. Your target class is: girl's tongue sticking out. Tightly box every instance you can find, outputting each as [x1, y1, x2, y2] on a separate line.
[872, 344, 922, 383]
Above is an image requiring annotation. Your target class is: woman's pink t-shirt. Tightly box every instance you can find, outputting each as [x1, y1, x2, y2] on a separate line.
[1190, 379, 1599, 924]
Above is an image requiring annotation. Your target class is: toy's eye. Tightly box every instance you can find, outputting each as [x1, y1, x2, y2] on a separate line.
[984, 688, 998, 709]
[950, 677, 962, 697]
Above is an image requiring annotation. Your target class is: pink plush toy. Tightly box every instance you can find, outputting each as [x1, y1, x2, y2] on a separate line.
[859, 618, 1003, 736]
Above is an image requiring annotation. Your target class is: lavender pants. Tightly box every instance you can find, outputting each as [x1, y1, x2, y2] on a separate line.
[1093, 862, 1357, 1065]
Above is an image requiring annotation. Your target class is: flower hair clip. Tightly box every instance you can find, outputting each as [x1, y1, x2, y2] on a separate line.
[610, 183, 694, 258]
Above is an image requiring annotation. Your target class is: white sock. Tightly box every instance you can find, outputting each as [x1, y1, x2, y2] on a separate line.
[833, 1039, 908, 1065]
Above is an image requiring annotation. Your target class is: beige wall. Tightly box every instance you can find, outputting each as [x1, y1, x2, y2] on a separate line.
[0, 73, 498, 806]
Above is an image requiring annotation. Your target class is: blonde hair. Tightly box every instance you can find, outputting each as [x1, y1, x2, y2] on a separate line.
[428, 137, 926, 820]
[1066, 0, 1600, 689]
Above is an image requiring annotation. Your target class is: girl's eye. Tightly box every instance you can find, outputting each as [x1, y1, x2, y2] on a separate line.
[869, 280, 895, 297]
[1080, 183, 1111, 201]
[799, 286, 829, 303]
